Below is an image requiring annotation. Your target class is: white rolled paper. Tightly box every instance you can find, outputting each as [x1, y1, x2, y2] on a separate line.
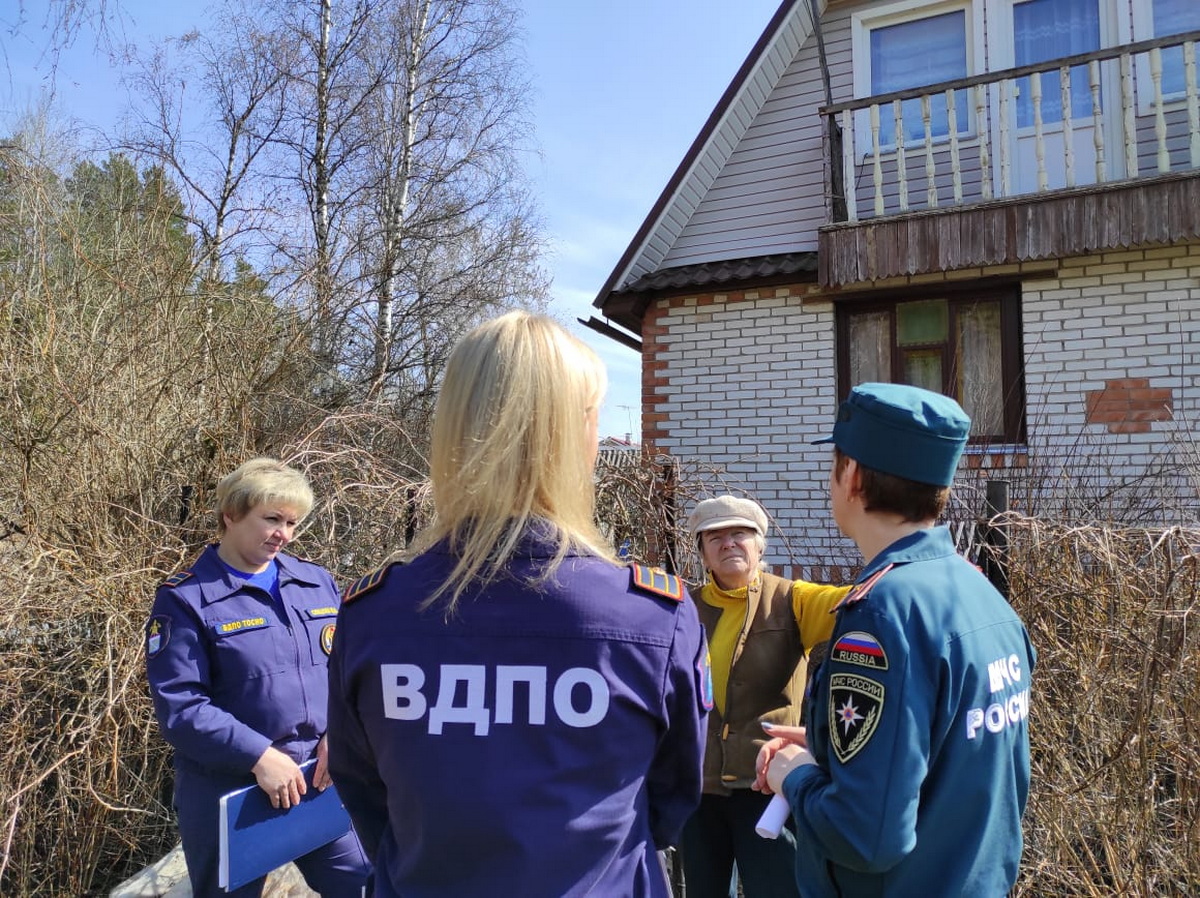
[754, 793, 791, 839]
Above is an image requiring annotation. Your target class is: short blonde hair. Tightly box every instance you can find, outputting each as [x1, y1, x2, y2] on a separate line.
[214, 458, 314, 535]
[414, 311, 614, 610]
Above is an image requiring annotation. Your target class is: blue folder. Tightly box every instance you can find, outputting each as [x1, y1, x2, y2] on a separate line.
[218, 759, 354, 891]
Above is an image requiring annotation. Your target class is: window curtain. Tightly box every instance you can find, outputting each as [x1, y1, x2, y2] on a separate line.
[848, 311, 891, 386]
[956, 302, 1004, 438]
[1014, 0, 1100, 127]
[871, 10, 968, 143]
[1155, 0, 1200, 34]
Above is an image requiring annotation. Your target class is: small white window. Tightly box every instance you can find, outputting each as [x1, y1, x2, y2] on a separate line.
[1151, 0, 1200, 98]
[871, 10, 970, 144]
[1129, 0, 1200, 107]
[853, 1, 978, 150]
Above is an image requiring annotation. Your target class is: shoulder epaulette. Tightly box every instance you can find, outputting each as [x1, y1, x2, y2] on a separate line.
[162, 570, 194, 589]
[630, 563, 684, 602]
[832, 563, 894, 611]
[342, 562, 396, 605]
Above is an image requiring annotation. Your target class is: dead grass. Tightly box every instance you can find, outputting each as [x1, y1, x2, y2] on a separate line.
[1, 454, 1197, 895]
[1004, 518, 1200, 897]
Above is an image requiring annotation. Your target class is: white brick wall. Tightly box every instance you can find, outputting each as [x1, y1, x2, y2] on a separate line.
[648, 246, 1200, 578]
[650, 288, 858, 578]
[1021, 245, 1200, 521]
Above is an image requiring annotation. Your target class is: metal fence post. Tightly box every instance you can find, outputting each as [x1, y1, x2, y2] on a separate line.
[984, 479, 1010, 597]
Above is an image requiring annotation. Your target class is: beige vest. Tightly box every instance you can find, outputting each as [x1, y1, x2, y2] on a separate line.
[692, 572, 809, 795]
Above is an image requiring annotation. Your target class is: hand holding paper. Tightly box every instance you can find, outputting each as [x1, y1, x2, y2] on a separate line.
[755, 793, 792, 839]
[220, 759, 353, 891]
[754, 721, 815, 840]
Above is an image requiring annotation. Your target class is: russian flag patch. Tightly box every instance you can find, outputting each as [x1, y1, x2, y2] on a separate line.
[831, 630, 889, 671]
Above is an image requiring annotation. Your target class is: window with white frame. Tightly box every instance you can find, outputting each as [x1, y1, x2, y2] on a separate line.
[836, 287, 1025, 444]
[854, 2, 975, 148]
[1012, 0, 1101, 127]
[1150, 0, 1200, 97]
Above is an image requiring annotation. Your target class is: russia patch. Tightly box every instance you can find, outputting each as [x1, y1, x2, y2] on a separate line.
[831, 631, 889, 671]
[829, 672, 884, 764]
[145, 616, 170, 658]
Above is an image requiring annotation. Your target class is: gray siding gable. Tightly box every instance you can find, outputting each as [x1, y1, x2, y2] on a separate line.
[665, 5, 854, 267]
[596, 0, 825, 306]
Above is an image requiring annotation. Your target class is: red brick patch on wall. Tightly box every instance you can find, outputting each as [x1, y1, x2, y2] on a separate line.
[1084, 377, 1173, 434]
[641, 303, 666, 452]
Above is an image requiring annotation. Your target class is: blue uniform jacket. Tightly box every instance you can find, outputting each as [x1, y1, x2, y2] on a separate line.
[327, 526, 710, 898]
[146, 545, 341, 776]
[782, 527, 1035, 897]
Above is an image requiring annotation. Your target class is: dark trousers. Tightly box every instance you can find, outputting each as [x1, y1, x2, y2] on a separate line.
[680, 790, 800, 898]
[174, 766, 370, 898]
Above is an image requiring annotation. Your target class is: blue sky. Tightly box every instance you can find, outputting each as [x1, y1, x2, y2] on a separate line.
[1, 0, 784, 440]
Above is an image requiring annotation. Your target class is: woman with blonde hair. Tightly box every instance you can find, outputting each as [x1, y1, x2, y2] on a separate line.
[328, 311, 709, 897]
[145, 458, 369, 897]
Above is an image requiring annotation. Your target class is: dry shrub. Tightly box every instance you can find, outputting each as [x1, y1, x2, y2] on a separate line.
[3, 411, 1197, 895]
[1005, 519, 1200, 897]
[0, 535, 177, 897]
[0, 406, 431, 897]
[0, 146, 434, 894]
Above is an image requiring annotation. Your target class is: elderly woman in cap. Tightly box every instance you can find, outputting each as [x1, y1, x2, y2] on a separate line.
[679, 495, 849, 898]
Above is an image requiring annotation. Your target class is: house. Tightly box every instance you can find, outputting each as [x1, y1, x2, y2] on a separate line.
[599, 434, 641, 453]
[586, 0, 1200, 580]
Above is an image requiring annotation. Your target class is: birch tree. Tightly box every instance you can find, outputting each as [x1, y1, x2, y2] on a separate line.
[120, 0, 545, 425]
[349, 0, 545, 405]
[263, 0, 546, 412]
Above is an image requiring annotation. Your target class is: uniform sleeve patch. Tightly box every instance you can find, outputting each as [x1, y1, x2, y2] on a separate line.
[145, 616, 171, 658]
[343, 564, 392, 605]
[630, 563, 684, 601]
[831, 631, 889, 671]
[320, 623, 336, 656]
[162, 570, 194, 589]
[829, 672, 885, 764]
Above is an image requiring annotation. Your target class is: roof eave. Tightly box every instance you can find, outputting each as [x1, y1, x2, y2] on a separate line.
[596, 250, 820, 340]
[592, 0, 804, 323]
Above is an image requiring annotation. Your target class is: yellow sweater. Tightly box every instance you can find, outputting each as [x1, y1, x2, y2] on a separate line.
[700, 574, 849, 715]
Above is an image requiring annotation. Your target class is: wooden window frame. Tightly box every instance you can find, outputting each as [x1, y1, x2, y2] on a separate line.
[834, 282, 1027, 445]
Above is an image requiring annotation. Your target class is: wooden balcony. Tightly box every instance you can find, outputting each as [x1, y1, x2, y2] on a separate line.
[819, 30, 1200, 288]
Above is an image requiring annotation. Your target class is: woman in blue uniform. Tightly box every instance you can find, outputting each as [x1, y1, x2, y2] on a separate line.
[755, 384, 1035, 897]
[327, 311, 710, 898]
[145, 458, 369, 898]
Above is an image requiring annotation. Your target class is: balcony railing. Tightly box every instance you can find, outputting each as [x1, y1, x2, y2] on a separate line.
[823, 30, 1200, 223]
